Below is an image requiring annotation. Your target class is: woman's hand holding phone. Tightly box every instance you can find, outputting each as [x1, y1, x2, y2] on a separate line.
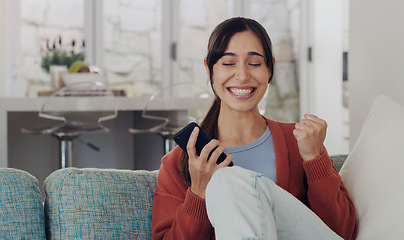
[186, 127, 233, 199]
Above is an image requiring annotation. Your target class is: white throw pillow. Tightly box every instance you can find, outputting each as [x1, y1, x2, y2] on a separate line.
[340, 95, 404, 239]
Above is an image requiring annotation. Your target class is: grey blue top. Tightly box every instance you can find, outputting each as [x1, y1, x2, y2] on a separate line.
[226, 126, 276, 183]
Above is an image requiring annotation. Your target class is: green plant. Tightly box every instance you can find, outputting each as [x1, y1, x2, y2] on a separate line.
[41, 36, 86, 73]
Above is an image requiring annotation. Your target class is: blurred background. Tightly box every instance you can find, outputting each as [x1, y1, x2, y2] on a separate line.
[2, 0, 403, 156]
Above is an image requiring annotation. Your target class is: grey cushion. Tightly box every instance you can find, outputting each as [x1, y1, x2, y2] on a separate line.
[331, 155, 348, 172]
[44, 168, 158, 240]
[0, 168, 46, 239]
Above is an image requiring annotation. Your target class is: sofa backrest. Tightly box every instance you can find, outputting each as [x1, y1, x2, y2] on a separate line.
[44, 168, 158, 240]
[1, 155, 347, 239]
[0, 168, 46, 239]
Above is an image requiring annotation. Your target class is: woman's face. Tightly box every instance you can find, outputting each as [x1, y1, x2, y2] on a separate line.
[208, 30, 272, 115]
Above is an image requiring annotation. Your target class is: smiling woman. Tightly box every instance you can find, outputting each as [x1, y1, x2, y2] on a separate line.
[151, 17, 357, 240]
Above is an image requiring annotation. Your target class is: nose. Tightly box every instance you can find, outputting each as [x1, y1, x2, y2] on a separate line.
[235, 65, 249, 82]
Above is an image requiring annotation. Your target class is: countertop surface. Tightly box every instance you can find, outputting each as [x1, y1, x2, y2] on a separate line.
[0, 97, 213, 111]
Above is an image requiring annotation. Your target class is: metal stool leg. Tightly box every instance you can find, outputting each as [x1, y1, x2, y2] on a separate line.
[59, 139, 73, 168]
[164, 138, 176, 154]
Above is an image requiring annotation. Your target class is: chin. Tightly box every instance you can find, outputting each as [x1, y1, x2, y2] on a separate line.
[223, 102, 260, 114]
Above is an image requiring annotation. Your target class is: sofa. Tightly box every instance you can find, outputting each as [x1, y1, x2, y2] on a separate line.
[0, 156, 346, 240]
[0, 167, 158, 239]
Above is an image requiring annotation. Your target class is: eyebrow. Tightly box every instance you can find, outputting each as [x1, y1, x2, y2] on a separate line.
[223, 51, 265, 58]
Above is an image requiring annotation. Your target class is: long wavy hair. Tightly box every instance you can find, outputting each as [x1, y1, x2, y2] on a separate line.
[179, 17, 275, 186]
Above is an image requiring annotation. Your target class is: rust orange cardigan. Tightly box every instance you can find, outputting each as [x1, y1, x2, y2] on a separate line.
[152, 117, 357, 240]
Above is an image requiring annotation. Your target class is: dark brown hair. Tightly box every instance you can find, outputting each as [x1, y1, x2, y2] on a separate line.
[180, 17, 275, 186]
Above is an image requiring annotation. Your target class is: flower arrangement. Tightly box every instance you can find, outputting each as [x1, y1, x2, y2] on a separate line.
[40, 35, 86, 73]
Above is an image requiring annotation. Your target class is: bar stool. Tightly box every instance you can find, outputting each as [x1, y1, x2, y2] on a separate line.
[21, 81, 117, 168]
[129, 82, 214, 154]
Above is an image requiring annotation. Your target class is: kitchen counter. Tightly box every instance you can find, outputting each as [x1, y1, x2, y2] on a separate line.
[1, 97, 213, 167]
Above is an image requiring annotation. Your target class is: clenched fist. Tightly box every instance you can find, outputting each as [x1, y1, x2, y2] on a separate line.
[293, 114, 327, 161]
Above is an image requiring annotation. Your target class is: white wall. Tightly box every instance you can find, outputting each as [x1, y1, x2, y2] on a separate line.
[0, 1, 6, 96]
[349, 0, 404, 148]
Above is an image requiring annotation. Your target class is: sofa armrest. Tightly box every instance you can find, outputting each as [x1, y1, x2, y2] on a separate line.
[44, 168, 158, 239]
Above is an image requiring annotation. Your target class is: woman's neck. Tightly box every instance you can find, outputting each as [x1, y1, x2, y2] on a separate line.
[217, 108, 267, 148]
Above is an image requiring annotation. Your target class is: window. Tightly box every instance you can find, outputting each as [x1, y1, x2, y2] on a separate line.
[19, 0, 242, 97]
[18, 0, 300, 121]
[101, 0, 162, 97]
[20, 0, 85, 96]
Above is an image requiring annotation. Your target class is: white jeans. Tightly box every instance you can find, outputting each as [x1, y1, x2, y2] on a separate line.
[205, 166, 343, 240]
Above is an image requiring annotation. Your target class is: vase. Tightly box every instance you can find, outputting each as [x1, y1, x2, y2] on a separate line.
[50, 65, 67, 89]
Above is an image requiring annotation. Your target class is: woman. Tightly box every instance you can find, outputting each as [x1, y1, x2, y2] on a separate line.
[152, 17, 357, 240]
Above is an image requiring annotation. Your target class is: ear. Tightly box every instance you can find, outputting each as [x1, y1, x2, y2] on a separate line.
[271, 57, 276, 73]
[268, 57, 275, 84]
[204, 58, 210, 77]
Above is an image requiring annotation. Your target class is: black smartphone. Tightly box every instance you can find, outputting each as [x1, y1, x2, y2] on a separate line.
[174, 122, 233, 166]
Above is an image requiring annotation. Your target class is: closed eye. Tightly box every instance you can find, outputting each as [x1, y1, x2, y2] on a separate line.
[223, 63, 235, 66]
[249, 63, 261, 67]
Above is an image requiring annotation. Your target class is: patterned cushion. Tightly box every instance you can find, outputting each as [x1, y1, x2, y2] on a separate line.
[330, 155, 348, 172]
[0, 168, 46, 239]
[44, 168, 158, 240]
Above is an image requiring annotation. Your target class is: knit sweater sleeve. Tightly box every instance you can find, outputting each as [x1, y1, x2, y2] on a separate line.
[303, 149, 358, 240]
[151, 147, 214, 240]
[272, 119, 357, 240]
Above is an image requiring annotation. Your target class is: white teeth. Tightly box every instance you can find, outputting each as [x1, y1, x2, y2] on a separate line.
[229, 88, 253, 96]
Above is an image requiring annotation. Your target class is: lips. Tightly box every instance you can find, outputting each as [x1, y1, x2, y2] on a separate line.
[227, 87, 256, 97]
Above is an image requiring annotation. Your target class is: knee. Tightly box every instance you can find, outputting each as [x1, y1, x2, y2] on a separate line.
[208, 166, 243, 191]
[206, 166, 253, 199]
[206, 167, 237, 200]
[210, 167, 235, 185]
[206, 167, 277, 201]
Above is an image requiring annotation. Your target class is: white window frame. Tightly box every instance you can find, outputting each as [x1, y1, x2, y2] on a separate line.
[84, 0, 103, 67]
[299, 0, 346, 154]
[162, 0, 179, 92]
[1, 0, 21, 97]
